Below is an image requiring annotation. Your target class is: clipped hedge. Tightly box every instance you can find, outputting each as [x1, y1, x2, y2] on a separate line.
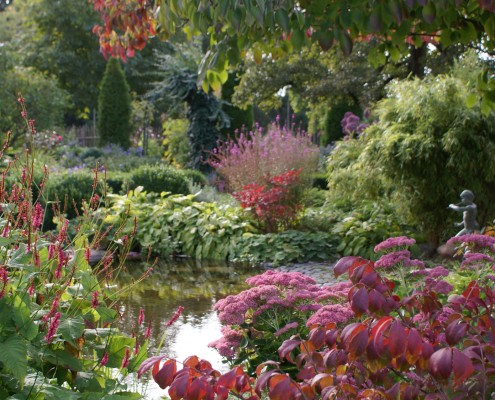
[127, 164, 207, 195]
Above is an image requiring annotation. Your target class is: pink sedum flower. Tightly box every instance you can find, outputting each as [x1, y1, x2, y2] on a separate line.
[374, 236, 416, 253]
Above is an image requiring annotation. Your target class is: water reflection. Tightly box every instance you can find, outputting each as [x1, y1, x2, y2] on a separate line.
[115, 258, 261, 373]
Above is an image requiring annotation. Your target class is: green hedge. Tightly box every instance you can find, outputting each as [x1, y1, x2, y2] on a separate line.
[128, 164, 206, 195]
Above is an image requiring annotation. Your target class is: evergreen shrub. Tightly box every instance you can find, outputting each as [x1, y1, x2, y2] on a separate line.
[127, 164, 190, 195]
[97, 58, 132, 149]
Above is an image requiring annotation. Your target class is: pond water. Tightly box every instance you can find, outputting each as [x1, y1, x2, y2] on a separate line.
[114, 258, 262, 397]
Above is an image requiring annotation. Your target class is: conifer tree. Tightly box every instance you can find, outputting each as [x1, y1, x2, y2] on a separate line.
[97, 57, 132, 149]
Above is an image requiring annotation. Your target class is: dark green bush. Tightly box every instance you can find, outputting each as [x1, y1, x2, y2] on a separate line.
[97, 58, 132, 149]
[181, 169, 209, 186]
[312, 172, 328, 190]
[127, 164, 190, 194]
[105, 171, 130, 194]
[42, 171, 99, 229]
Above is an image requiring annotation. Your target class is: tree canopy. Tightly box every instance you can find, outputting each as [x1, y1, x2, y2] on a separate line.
[92, 0, 495, 108]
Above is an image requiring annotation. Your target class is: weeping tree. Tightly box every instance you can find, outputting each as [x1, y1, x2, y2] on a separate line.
[97, 57, 132, 149]
[166, 70, 228, 173]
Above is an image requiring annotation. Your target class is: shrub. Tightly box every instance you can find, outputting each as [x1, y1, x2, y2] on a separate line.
[42, 171, 101, 229]
[162, 118, 191, 168]
[311, 172, 328, 190]
[127, 164, 191, 195]
[97, 58, 132, 149]
[234, 230, 337, 266]
[210, 122, 318, 193]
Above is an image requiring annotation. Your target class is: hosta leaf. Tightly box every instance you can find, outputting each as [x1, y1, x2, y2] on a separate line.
[59, 316, 85, 346]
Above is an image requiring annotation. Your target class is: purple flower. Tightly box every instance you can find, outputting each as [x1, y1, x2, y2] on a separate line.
[375, 250, 411, 269]
[274, 322, 299, 337]
[374, 236, 416, 253]
[447, 234, 495, 250]
[462, 252, 494, 267]
[246, 270, 316, 288]
[427, 266, 450, 278]
[306, 303, 354, 327]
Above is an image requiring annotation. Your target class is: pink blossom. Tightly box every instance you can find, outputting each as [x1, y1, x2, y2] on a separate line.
[138, 307, 145, 326]
[375, 250, 411, 269]
[165, 306, 184, 327]
[462, 252, 494, 267]
[145, 322, 152, 339]
[91, 291, 99, 308]
[447, 234, 495, 250]
[45, 312, 61, 343]
[374, 236, 416, 253]
[100, 352, 109, 366]
[274, 322, 299, 337]
[306, 303, 354, 327]
[246, 270, 316, 288]
[121, 348, 130, 368]
[208, 326, 244, 358]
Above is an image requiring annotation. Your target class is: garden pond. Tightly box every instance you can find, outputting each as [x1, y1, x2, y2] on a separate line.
[114, 258, 262, 396]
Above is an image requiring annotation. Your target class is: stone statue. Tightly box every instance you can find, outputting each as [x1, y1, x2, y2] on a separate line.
[449, 190, 480, 236]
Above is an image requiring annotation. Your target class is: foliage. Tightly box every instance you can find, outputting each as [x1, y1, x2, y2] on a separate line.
[233, 169, 305, 232]
[97, 58, 133, 149]
[234, 230, 337, 266]
[361, 71, 495, 244]
[25, 0, 106, 121]
[104, 188, 259, 259]
[142, 233, 495, 399]
[127, 164, 203, 195]
[311, 173, 328, 190]
[0, 63, 70, 141]
[220, 70, 254, 139]
[0, 99, 147, 398]
[42, 170, 100, 230]
[92, 0, 495, 108]
[319, 99, 362, 145]
[211, 122, 318, 193]
[161, 118, 191, 168]
[166, 70, 228, 172]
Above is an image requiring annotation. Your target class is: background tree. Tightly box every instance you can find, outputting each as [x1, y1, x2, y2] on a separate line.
[91, 0, 495, 110]
[97, 58, 132, 149]
[327, 54, 495, 245]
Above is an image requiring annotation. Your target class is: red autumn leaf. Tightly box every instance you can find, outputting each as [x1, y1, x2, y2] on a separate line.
[216, 368, 238, 390]
[429, 347, 453, 380]
[388, 320, 407, 358]
[188, 377, 209, 399]
[183, 355, 200, 368]
[311, 373, 334, 391]
[255, 370, 278, 396]
[235, 373, 249, 392]
[308, 327, 326, 349]
[406, 328, 422, 362]
[152, 359, 177, 389]
[350, 287, 369, 315]
[215, 386, 229, 400]
[452, 348, 474, 386]
[368, 289, 387, 314]
[360, 267, 378, 287]
[348, 327, 369, 357]
[168, 372, 191, 400]
[137, 355, 168, 379]
[334, 256, 361, 277]
[278, 339, 301, 363]
[268, 374, 294, 400]
[255, 360, 280, 376]
[446, 321, 468, 346]
[325, 329, 338, 347]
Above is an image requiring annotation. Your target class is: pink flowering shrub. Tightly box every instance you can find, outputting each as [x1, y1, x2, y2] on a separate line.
[210, 123, 318, 232]
[210, 123, 318, 193]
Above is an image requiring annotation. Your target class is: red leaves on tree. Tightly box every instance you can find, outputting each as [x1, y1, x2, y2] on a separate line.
[429, 347, 474, 386]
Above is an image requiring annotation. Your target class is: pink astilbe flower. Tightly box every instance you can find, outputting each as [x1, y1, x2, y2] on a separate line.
[32, 203, 44, 230]
[374, 236, 416, 253]
[306, 303, 354, 327]
[45, 312, 61, 344]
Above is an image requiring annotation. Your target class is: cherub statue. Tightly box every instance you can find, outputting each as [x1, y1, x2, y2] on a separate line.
[449, 190, 480, 236]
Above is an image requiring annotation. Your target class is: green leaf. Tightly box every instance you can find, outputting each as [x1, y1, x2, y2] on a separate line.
[465, 93, 478, 108]
[7, 244, 32, 269]
[58, 316, 85, 346]
[127, 340, 149, 373]
[12, 295, 38, 341]
[0, 335, 27, 385]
